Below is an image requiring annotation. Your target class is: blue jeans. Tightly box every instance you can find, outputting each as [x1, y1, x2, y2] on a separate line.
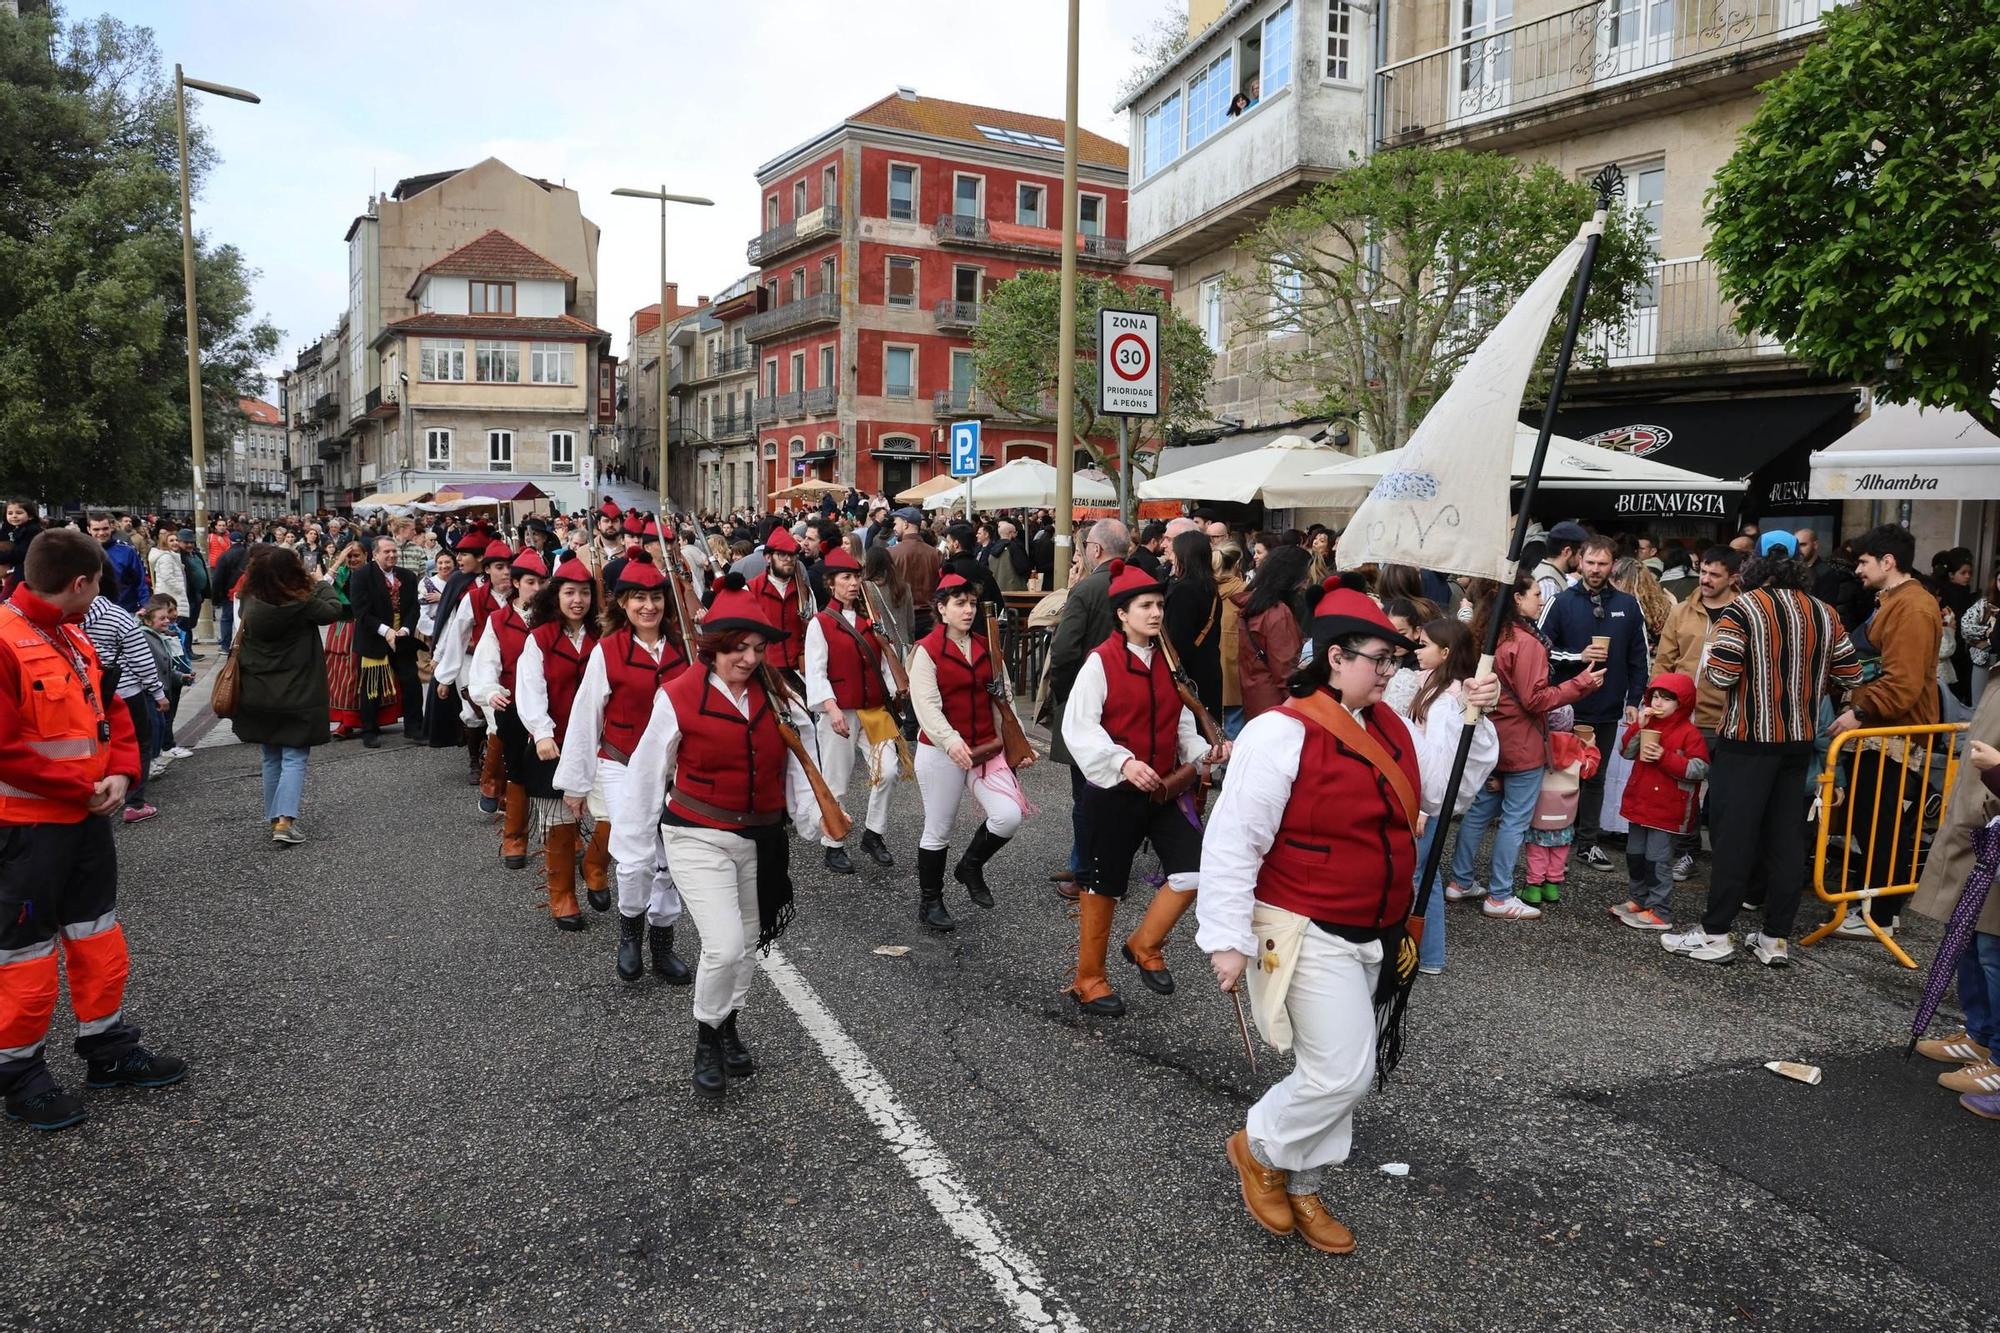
[1958, 931, 2000, 1052]
[1412, 817, 1447, 971]
[1448, 768, 1543, 904]
[1223, 706, 1247, 740]
[260, 745, 309, 821]
[216, 598, 235, 653]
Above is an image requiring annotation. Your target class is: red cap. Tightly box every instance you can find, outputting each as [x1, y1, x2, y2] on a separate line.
[622, 513, 646, 536]
[1308, 580, 1414, 649]
[701, 572, 783, 639]
[454, 530, 492, 555]
[600, 499, 623, 518]
[550, 556, 592, 584]
[613, 552, 666, 592]
[480, 543, 514, 567]
[820, 547, 861, 574]
[641, 520, 662, 540]
[933, 572, 973, 600]
[1104, 557, 1165, 607]
[509, 549, 549, 580]
[764, 526, 799, 554]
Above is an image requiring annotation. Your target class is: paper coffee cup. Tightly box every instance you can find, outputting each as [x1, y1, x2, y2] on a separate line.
[1765, 1060, 1822, 1085]
[1590, 634, 1611, 650]
[1640, 728, 1661, 750]
[1573, 725, 1595, 747]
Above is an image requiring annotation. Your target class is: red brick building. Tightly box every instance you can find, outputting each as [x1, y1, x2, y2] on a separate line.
[730, 88, 1165, 499]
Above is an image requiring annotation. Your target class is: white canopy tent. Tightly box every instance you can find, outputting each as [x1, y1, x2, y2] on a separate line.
[1808, 402, 2000, 500]
[1135, 434, 1352, 504]
[922, 458, 1117, 512]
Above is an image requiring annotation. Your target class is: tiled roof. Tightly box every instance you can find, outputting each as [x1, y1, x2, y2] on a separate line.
[237, 397, 282, 425]
[417, 230, 573, 284]
[378, 312, 607, 344]
[633, 301, 703, 336]
[848, 92, 1127, 170]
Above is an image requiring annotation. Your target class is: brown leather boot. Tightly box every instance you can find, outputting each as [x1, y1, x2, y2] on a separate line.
[1287, 1192, 1356, 1254]
[1226, 1130, 1294, 1236]
[583, 820, 613, 911]
[545, 822, 582, 926]
[1067, 892, 1124, 1017]
[480, 737, 504, 802]
[502, 782, 530, 868]
[1121, 885, 1195, 996]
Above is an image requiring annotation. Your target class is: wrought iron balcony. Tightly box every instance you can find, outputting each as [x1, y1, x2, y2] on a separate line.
[1377, 0, 1838, 147]
[932, 387, 1050, 421]
[711, 412, 754, 441]
[740, 291, 841, 343]
[694, 345, 756, 381]
[933, 300, 982, 332]
[931, 214, 1127, 265]
[746, 205, 843, 264]
[800, 386, 836, 416]
[316, 438, 346, 460]
[313, 393, 339, 421]
[1580, 256, 1786, 368]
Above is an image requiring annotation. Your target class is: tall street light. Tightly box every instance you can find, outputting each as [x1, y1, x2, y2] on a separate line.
[1052, 0, 1081, 589]
[611, 186, 714, 519]
[174, 65, 257, 638]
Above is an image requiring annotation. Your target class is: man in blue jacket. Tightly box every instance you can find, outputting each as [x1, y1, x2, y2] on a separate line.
[86, 512, 148, 613]
[1543, 532, 1649, 870]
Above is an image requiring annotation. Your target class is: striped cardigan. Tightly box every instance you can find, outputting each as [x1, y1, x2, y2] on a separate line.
[1704, 588, 1861, 746]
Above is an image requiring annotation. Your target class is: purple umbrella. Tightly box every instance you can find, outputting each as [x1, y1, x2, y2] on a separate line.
[1909, 816, 2000, 1055]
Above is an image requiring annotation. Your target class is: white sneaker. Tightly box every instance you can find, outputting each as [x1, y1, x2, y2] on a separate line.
[1444, 882, 1485, 903]
[148, 757, 170, 778]
[1748, 932, 1790, 967]
[1835, 910, 1893, 939]
[1482, 895, 1542, 921]
[1661, 926, 1737, 962]
[167, 746, 194, 759]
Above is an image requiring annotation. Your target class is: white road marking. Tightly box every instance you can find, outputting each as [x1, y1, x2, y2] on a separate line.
[759, 946, 1087, 1333]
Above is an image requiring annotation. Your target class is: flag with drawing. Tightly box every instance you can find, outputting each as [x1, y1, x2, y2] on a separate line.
[1336, 214, 1603, 583]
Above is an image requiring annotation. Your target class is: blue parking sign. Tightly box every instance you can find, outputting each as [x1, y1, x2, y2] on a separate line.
[950, 420, 981, 478]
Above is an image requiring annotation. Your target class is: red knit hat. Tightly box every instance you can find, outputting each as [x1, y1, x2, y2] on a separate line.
[1308, 580, 1414, 650]
[764, 526, 800, 554]
[454, 528, 492, 555]
[622, 512, 646, 536]
[1104, 557, 1165, 608]
[701, 572, 784, 639]
[600, 499, 623, 519]
[612, 552, 666, 592]
[509, 549, 549, 580]
[550, 556, 592, 585]
[480, 543, 514, 568]
[641, 520, 662, 540]
[821, 547, 861, 574]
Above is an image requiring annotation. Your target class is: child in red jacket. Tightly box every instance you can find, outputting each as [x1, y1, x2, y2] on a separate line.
[1611, 672, 1710, 931]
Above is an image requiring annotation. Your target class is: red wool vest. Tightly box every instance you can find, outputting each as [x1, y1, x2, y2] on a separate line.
[489, 603, 531, 693]
[598, 627, 690, 764]
[1255, 697, 1421, 930]
[468, 581, 500, 647]
[816, 607, 886, 711]
[529, 620, 598, 745]
[749, 571, 807, 670]
[917, 626, 994, 750]
[1090, 635, 1181, 775]
[662, 668, 787, 829]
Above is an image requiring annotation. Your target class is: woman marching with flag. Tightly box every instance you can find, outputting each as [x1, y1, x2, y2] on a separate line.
[513, 556, 600, 931]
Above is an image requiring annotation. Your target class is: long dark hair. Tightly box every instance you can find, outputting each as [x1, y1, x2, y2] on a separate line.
[241, 545, 314, 604]
[1408, 617, 1475, 725]
[1244, 544, 1311, 620]
[528, 569, 600, 632]
[1170, 529, 1215, 601]
[1376, 563, 1425, 603]
[863, 539, 908, 604]
[1470, 565, 1536, 651]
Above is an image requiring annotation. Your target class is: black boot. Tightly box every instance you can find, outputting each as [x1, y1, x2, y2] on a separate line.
[824, 844, 855, 875]
[616, 913, 646, 982]
[649, 924, 693, 985]
[953, 826, 1010, 909]
[719, 1011, 755, 1078]
[859, 828, 895, 866]
[917, 847, 956, 933]
[692, 1022, 726, 1098]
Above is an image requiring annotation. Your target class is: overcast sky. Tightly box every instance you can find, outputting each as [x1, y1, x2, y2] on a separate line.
[117, 0, 1163, 391]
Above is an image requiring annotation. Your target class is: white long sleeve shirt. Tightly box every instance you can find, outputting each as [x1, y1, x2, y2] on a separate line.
[606, 672, 820, 873]
[515, 626, 590, 744]
[1393, 679, 1500, 819]
[466, 615, 509, 711]
[431, 595, 477, 688]
[803, 609, 899, 712]
[1060, 642, 1205, 790]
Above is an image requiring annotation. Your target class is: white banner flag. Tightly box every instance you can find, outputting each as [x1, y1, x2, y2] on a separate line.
[1337, 216, 1602, 583]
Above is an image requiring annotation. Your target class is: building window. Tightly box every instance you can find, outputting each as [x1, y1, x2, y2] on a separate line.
[884, 346, 914, 398]
[819, 344, 835, 388]
[793, 179, 807, 217]
[1263, 2, 1296, 94]
[888, 164, 916, 221]
[820, 256, 836, 294]
[1200, 276, 1226, 352]
[425, 428, 452, 470]
[764, 359, 779, 396]
[475, 341, 521, 383]
[529, 342, 576, 384]
[1326, 1, 1354, 81]
[1017, 184, 1045, 228]
[549, 431, 575, 473]
[487, 430, 514, 471]
[821, 163, 838, 207]
[766, 195, 779, 228]
[790, 351, 806, 390]
[1271, 258, 1304, 335]
[952, 173, 983, 219]
[419, 340, 465, 381]
[887, 256, 917, 308]
[470, 281, 515, 315]
[790, 267, 806, 301]
[1142, 91, 1182, 178]
[1186, 49, 1235, 150]
[1078, 194, 1104, 236]
[954, 265, 982, 304]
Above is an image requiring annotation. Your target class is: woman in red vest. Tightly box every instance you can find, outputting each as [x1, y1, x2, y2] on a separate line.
[1061, 560, 1228, 1016]
[804, 547, 905, 876]
[608, 573, 827, 1099]
[467, 548, 547, 871]
[515, 556, 599, 931]
[434, 541, 514, 814]
[907, 573, 1034, 933]
[1198, 584, 1496, 1255]
[556, 555, 693, 984]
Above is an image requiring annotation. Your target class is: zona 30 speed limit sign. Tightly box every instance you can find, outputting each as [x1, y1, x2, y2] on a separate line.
[1097, 307, 1159, 417]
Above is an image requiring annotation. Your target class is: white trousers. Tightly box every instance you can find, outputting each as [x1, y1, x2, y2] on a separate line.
[814, 708, 899, 846]
[1245, 929, 1382, 1176]
[914, 743, 1023, 851]
[662, 823, 762, 1026]
[598, 757, 681, 926]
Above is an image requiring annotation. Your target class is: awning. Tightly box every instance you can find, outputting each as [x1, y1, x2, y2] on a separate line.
[1153, 422, 1328, 476]
[1809, 403, 2000, 500]
[443, 480, 549, 502]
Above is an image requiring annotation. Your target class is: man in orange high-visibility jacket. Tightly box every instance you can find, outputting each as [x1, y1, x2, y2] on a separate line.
[0, 528, 185, 1133]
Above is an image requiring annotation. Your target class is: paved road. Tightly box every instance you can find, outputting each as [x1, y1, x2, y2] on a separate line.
[5, 693, 1995, 1332]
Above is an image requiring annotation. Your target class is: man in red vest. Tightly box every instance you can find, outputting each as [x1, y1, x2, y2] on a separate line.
[747, 526, 813, 678]
[0, 528, 185, 1133]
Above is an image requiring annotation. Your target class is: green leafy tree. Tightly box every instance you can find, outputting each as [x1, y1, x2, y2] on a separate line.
[970, 270, 1212, 480]
[1706, 0, 2000, 431]
[1233, 147, 1654, 451]
[0, 6, 278, 508]
[1114, 3, 1190, 111]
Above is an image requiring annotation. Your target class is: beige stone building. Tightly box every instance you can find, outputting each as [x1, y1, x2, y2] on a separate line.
[282, 324, 343, 514]
[674, 272, 761, 516]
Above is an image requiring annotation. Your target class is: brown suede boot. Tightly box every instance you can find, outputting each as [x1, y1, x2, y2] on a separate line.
[502, 782, 530, 868]
[1121, 885, 1195, 996]
[480, 737, 504, 802]
[1067, 892, 1125, 1017]
[545, 822, 582, 927]
[1287, 1192, 1356, 1254]
[1226, 1130, 1294, 1236]
[583, 820, 613, 911]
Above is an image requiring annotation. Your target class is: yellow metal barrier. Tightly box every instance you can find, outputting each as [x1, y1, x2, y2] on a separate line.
[1805, 722, 1966, 968]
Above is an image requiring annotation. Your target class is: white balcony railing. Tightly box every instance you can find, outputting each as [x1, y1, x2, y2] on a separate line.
[1584, 256, 1786, 367]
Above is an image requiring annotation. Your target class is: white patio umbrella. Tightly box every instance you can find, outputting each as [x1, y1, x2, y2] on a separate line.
[1135, 434, 1350, 504]
[922, 458, 1117, 512]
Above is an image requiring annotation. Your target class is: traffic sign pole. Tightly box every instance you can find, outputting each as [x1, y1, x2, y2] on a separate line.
[1116, 416, 1131, 529]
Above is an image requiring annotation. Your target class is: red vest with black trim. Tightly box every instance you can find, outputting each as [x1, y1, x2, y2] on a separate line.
[1255, 696, 1421, 930]
[467, 580, 501, 647]
[662, 668, 787, 829]
[1091, 635, 1182, 775]
[748, 570, 807, 670]
[528, 620, 598, 745]
[598, 627, 690, 764]
[816, 606, 887, 711]
[488, 603, 531, 694]
[917, 626, 994, 750]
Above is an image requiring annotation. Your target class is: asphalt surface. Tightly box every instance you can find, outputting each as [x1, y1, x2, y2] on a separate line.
[5, 681, 1996, 1333]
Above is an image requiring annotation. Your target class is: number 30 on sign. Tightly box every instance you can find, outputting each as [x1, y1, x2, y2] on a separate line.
[1097, 308, 1159, 418]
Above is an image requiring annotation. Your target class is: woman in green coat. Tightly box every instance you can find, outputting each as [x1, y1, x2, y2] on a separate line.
[234, 545, 342, 844]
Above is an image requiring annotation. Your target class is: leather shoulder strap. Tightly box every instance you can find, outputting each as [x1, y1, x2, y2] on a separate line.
[1284, 692, 1419, 833]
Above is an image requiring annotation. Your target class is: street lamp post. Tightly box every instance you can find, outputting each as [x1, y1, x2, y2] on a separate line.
[1052, 0, 1080, 590]
[174, 64, 257, 637]
[611, 186, 714, 520]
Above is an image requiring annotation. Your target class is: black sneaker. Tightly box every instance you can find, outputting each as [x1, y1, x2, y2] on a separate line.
[5, 1086, 87, 1131]
[1581, 846, 1615, 873]
[84, 1047, 188, 1091]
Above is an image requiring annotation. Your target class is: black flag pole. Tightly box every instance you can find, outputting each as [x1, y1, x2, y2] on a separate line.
[1411, 164, 1625, 929]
